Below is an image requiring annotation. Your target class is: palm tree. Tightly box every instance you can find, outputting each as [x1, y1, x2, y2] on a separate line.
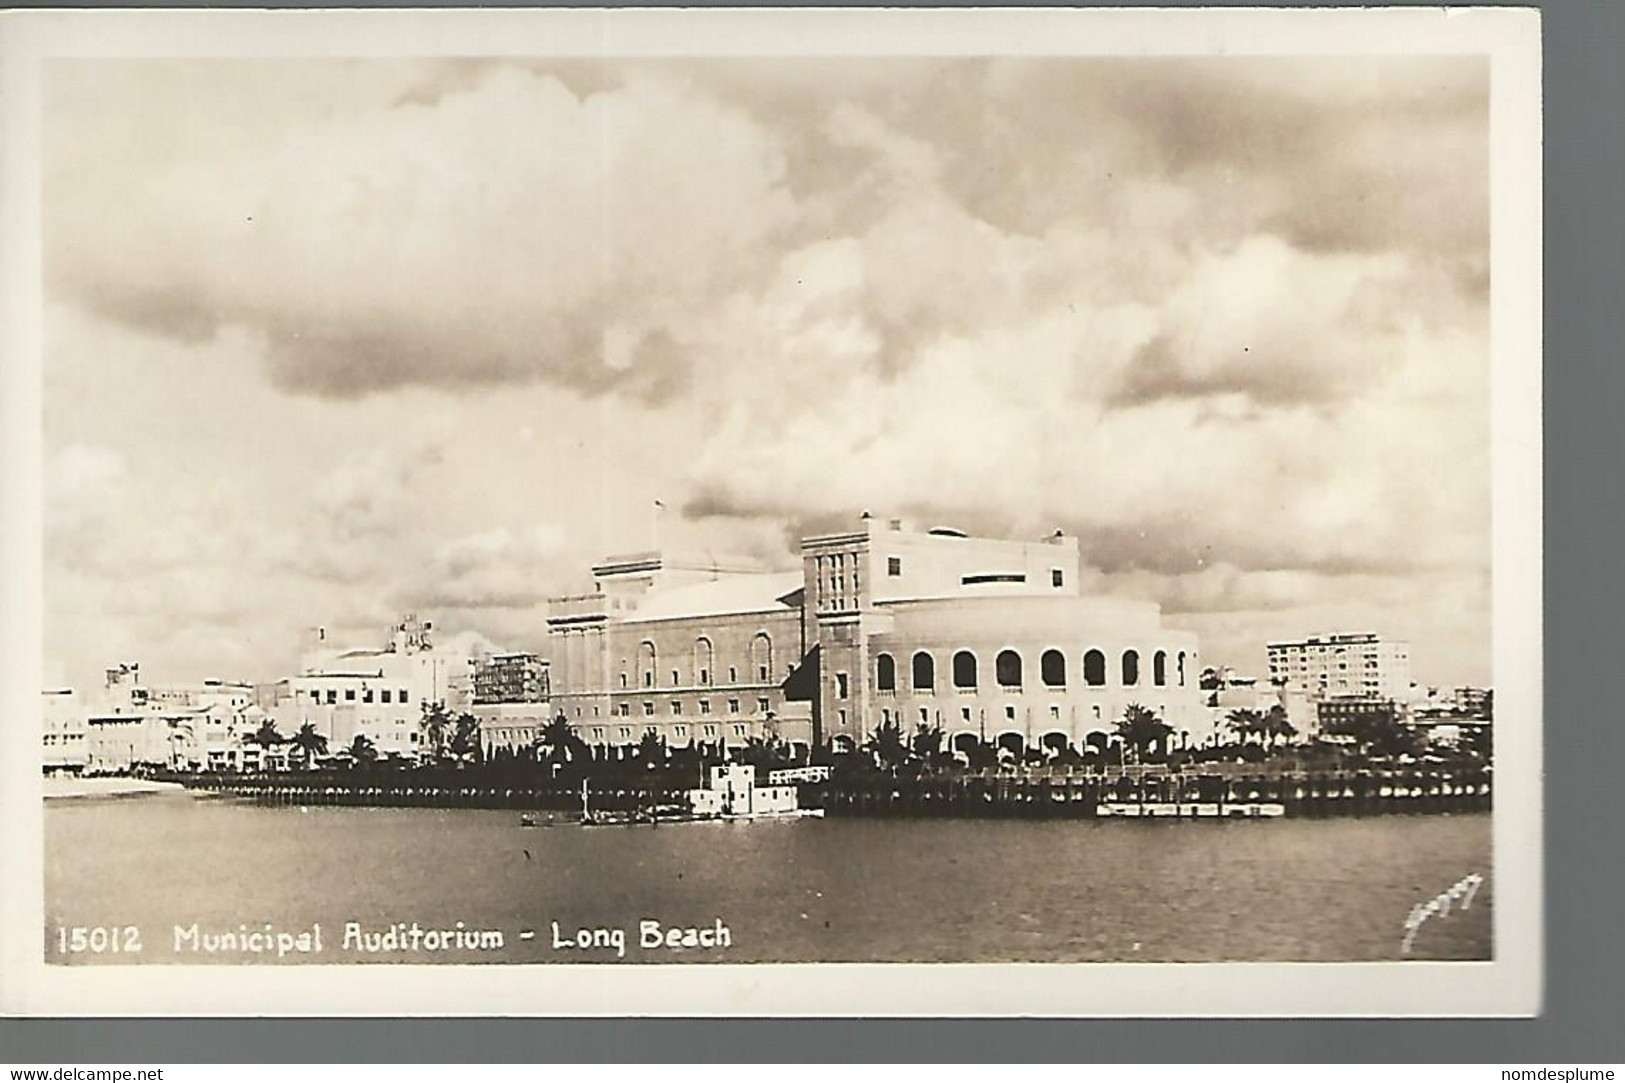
[245, 719, 287, 772]
[863, 718, 909, 771]
[448, 712, 483, 763]
[1262, 705, 1297, 748]
[346, 733, 378, 768]
[1225, 708, 1265, 746]
[539, 713, 582, 766]
[1115, 703, 1173, 763]
[910, 723, 944, 762]
[418, 702, 453, 763]
[291, 722, 328, 770]
[635, 728, 667, 767]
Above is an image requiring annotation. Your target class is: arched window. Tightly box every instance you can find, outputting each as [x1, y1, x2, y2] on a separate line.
[1084, 649, 1106, 687]
[1153, 650, 1167, 687]
[638, 641, 657, 688]
[912, 652, 935, 691]
[953, 651, 978, 690]
[1041, 649, 1066, 688]
[996, 650, 1022, 688]
[876, 653, 896, 692]
[694, 638, 714, 687]
[749, 633, 773, 683]
[1122, 649, 1140, 687]
[1178, 651, 1187, 687]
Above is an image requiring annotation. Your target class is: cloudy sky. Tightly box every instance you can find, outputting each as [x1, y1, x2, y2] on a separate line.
[42, 56, 1490, 693]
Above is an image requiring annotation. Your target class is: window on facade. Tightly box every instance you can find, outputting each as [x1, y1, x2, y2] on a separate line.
[836, 672, 849, 699]
[912, 652, 935, 691]
[1122, 650, 1140, 686]
[1005, 705, 1016, 721]
[643, 702, 654, 717]
[699, 700, 711, 715]
[363, 688, 373, 703]
[1084, 650, 1106, 687]
[704, 725, 717, 738]
[1041, 649, 1066, 688]
[671, 701, 682, 715]
[876, 653, 896, 692]
[961, 706, 972, 722]
[619, 673, 628, 689]
[1177, 651, 1187, 687]
[728, 699, 740, 714]
[749, 633, 773, 685]
[638, 641, 657, 688]
[1052, 568, 1064, 588]
[381, 690, 392, 704]
[757, 698, 770, 714]
[1050, 704, 1061, 721]
[728, 667, 737, 683]
[953, 651, 978, 689]
[327, 690, 338, 704]
[996, 650, 1022, 688]
[888, 556, 902, 577]
[1153, 650, 1167, 687]
[617, 703, 629, 717]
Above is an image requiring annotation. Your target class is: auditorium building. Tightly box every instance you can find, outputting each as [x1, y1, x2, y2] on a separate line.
[546, 514, 1203, 760]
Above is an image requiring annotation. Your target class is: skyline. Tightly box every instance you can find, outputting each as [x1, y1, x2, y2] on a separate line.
[43, 56, 1491, 692]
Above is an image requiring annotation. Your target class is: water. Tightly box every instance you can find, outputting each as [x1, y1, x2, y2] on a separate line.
[44, 793, 1492, 964]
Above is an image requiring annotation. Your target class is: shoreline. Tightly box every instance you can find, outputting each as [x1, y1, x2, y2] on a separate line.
[42, 776, 188, 801]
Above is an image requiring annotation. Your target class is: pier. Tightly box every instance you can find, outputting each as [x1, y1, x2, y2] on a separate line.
[162, 766, 1490, 819]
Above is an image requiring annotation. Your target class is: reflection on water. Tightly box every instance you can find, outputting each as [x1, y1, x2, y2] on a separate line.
[45, 793, 1491, 964]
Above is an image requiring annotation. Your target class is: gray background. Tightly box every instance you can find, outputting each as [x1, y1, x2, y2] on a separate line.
[3, 0, 1620, 1063]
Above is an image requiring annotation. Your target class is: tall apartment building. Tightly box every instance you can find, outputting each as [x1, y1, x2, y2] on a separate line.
[1265, 633, 1412, 703]
[473, 652, 549, 705]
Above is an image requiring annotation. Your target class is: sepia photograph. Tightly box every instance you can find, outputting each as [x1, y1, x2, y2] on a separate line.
[0, 7, 1542, 1017]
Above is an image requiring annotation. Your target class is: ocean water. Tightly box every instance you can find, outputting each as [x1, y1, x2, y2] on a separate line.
[44, 792, 1492, 964]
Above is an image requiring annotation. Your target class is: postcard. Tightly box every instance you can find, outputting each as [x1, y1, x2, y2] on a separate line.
[0, 6, 1542, 1017]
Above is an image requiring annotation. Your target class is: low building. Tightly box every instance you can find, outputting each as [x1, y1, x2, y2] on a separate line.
[1315, 695, 1404, 737]
[275, 614, 492, 762]
[42, 688, 88, 776]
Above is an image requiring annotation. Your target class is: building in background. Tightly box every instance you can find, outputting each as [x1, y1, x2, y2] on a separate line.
[473, 651, 549, 705]
[1266, 633, 1412, 707]
[1315, 695, 1404, 740]
[546, 514, 1204, 759]
[271, 614, 494, 762]
[42, 687, 88, 776]
[472, 651, 551, 755]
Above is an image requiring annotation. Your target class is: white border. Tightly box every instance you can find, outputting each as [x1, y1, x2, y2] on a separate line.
[0, 6, 1543, 1018]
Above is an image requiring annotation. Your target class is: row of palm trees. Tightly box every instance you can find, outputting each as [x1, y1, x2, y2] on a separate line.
[231, 702, 483, 771]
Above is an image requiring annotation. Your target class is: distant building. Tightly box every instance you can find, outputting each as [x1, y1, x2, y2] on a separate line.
[1454, 686, 1493, 718]
[42, 687, 88, 776]
[273, 614, 490, 762]
[81, 664, 263, 773]
[547, 514, 1205, 759]
[1315, 695, 1403, 737]
[474, 652, 549, 705]
[1266, 633, 1412, 704]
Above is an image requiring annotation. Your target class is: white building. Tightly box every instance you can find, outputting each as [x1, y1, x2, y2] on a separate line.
[1265, 633, 1412, 704]
[273, 614, 493, 762]
[42, 687, 88, 775]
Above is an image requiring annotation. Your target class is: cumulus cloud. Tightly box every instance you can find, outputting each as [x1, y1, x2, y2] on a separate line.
[42, 56, 1493, 687]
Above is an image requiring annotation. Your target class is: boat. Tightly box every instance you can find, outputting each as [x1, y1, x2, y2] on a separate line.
[685, 764, 824, 822]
